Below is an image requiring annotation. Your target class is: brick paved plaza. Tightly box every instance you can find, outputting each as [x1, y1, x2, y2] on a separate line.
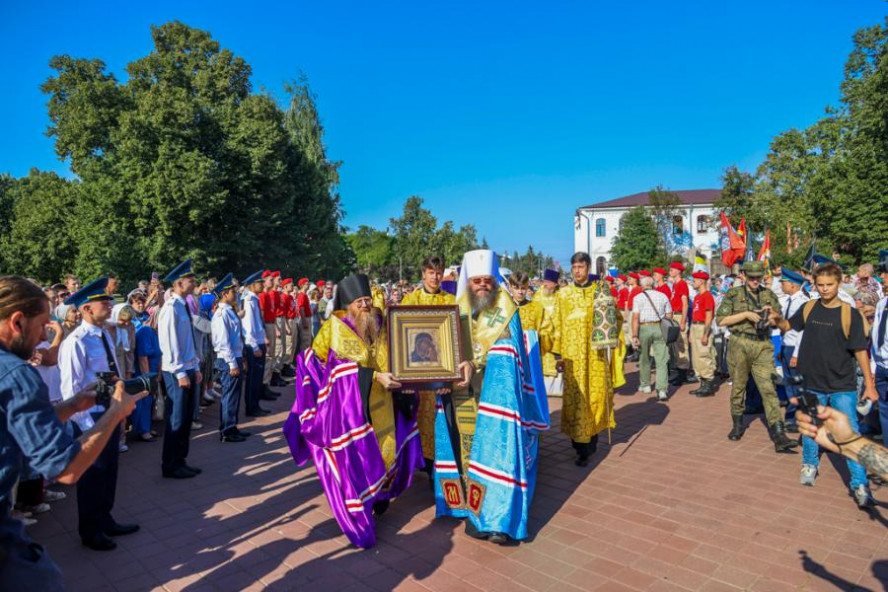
[31, 365, 888, 591]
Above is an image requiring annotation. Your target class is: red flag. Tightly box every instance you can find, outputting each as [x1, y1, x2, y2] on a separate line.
[737, 218, 747, 241]
[719, 212, 747, 267]
[757, 230, 771, 269]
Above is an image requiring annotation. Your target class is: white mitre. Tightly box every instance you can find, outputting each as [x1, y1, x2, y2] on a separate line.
[456, 249, 501, 299]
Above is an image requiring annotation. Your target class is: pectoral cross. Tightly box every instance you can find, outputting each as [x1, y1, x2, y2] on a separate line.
[483, 307, 506, 328]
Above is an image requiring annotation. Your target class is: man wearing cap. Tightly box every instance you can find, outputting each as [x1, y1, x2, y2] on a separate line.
[211, 274, 250, 443]
[776, 270, 810, 431]
[241, 271, 270, 417]
[157, 260, 205, 478]
[399, 256, 456, 477]
[688, 271, 718, 397]
[667, 262, 693, 386]
[279, 278, 297, 377]
[652, 268, 670, 299]
[533, 268, 562, 394]
[296, 278, 313, 353]
[58, 277, 142, 550]
[259, 271, 285, 391]
[284, 273, 423, 549]
[716, 260, 798, 451]
[431, 250, 547, 545]
[553, 252, 625, 465]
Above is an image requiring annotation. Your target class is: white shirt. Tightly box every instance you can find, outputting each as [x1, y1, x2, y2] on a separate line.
[212, 303, 244, 369]
[158, 293, 199, 379]
[59, 321, 120, 431]
[872, 297, 888, 369]
[34, 340, 62, 404]
[241, 290, 267, 349]
[632, 289, 673, 323]
[778, 289, 809, 355]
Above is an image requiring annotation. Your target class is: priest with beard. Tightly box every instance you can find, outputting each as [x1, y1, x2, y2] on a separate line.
[433, 250, 549, 544]
[283, 273, 423, 548]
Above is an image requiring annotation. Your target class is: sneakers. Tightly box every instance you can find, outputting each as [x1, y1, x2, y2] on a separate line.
[118, 443, 128, 453]
[657, 390, 668, 401]
[12, 510, 36, 526]
[43, 490, 66, 502]
[20, 503, 50, 515]
[192, 421, 203, 430]
[853, 484, 875, 509]
[799, 464, 817, 486]
[638, 385, 652, 394]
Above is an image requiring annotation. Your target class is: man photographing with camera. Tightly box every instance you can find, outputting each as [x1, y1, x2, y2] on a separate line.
[717, 261, 799, 452]
[0, 275, 145, 588]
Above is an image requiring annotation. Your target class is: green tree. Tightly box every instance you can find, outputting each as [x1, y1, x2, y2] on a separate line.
[1, 170, 80, 283]
[389, 196, 439, 277]
[346, 225, 396, 280]
[610, 206, 666, 271]
[647, 185, 681, 254]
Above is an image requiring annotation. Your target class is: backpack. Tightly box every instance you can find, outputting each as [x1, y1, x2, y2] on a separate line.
[801, 300, 869, 340]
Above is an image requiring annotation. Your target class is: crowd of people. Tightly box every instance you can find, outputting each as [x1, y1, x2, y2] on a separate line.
[3, 247, 888, 587]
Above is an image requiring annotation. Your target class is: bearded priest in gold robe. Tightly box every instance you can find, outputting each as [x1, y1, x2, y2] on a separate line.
[398, 256, 455, 472]
[533, 269, 562, 395]
[552, 253, 626, 466]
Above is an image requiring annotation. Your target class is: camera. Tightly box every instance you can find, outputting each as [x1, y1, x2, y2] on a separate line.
[94, 372, 157, 408]
[753, 307, 772, 336]
[787, 374, 821, 426]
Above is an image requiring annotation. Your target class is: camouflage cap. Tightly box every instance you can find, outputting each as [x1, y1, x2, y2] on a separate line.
[741, 261, 765, 277]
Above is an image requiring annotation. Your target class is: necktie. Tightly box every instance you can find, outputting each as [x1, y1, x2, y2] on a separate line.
[878, 305, 888, 349]
[784, 296, 791, 320]
[100, 332, 119, 376]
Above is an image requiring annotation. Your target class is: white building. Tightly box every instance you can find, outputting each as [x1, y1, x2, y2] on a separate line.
[574, 189, 722, 270]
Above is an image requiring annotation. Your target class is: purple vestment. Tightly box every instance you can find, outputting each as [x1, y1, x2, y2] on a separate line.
[283, 348, 423, 548]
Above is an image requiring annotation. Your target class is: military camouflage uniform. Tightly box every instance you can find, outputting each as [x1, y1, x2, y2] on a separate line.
[716, 283, 782, 424]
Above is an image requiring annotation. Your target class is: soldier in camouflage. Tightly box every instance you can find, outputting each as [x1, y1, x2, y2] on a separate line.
[716, 261, 799, 452]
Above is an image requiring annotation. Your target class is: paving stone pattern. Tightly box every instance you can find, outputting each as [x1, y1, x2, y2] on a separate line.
[30, 364, 888, 591]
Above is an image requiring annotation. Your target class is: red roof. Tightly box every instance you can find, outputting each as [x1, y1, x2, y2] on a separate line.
[581, 189, 720, 210]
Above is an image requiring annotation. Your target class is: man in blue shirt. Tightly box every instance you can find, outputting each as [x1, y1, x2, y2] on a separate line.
[0, 275, 145, 589]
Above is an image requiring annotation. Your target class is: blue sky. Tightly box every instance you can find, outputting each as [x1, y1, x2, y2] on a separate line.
[1, 2, 884, 266]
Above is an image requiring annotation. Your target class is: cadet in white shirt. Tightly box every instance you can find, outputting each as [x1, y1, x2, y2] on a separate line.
[58, 277, 140, 551]
[211, 274, 250, 442]
[777, 270, 809, 432]
[240, 271, 269, 417]
[157, 260, 202, 479]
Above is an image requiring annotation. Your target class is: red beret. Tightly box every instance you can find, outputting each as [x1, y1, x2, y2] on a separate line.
[262, 270, 272, 278]
[281, 278, 293, 286]
[653, 268, 666, 275]
[271, 270, 281, 278]
[639, 270, 652, 277]
[605, 276, 614, 282]
[669, 262, 686, 272]
[628, 272, 640, 280]
[298, 278, 309, 287]
[317, 281, 326, 288]
[692, 271, 710, 281]
[617, 274, 627, 282]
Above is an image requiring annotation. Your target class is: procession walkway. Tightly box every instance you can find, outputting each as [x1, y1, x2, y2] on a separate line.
[32, 365, 888, 591]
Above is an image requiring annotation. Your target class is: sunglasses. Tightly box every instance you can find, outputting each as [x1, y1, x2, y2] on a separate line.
[470, 277, 493, 286]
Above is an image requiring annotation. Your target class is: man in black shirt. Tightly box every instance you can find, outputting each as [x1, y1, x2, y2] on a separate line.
[776, 263, 878, 507]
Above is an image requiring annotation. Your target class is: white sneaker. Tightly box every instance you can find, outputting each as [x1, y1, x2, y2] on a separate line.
[12, 511, 36, 526]
[192, 421, 203, 430]
[43, 490, 66, 502]
[799, 464, 817, 486]
[21, 503, 50, 515]
[657, 390, 668, 401]
[638, 386, 652, 394]
[853, 484, 875, 508]
[119, 443, 128, 453]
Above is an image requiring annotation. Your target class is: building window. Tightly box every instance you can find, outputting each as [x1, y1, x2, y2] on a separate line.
[595, 218, 606, 237]
[672, 216, 684, 235]
[697, 215, 712, 233]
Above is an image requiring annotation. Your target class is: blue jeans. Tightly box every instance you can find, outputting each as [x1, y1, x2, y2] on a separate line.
[216, 358, 244, 435]
[801, 390, 868, 489]
[875, 365, 888, 440]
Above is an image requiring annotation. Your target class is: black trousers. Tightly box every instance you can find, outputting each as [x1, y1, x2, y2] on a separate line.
[75, 418, 120, 540]
[161, 369, 197, 473]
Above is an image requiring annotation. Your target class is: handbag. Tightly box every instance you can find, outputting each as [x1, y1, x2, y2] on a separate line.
[152, 377, 166, 421]
[641, 290, 680, 344]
